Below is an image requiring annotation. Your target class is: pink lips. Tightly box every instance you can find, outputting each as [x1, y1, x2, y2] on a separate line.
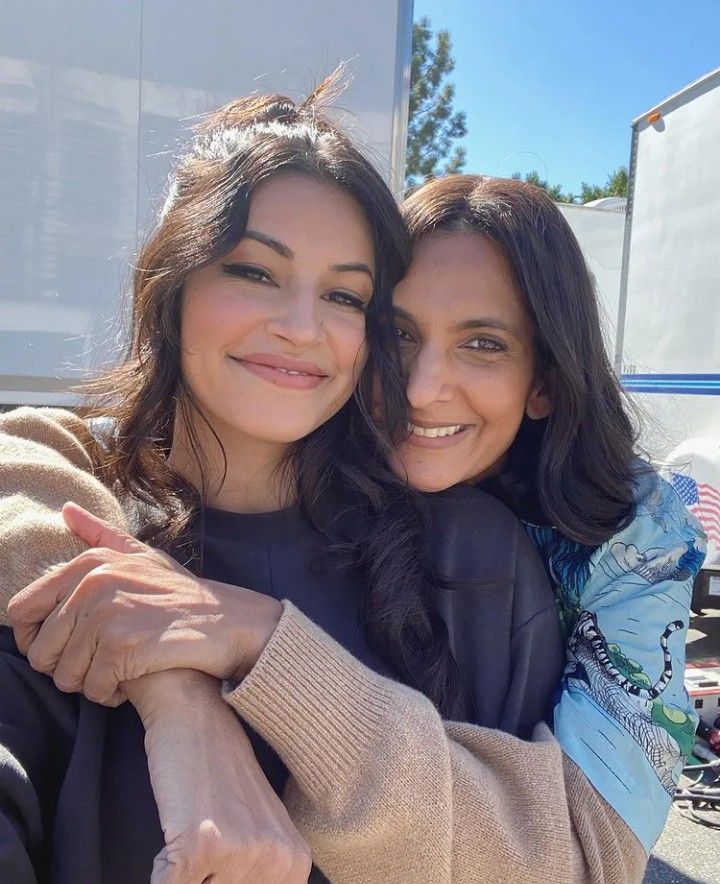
[230, 352, 328, 390]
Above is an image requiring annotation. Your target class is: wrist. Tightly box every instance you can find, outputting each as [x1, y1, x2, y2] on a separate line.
[231, 595, 283, 682]
[124, 670, 219, 721]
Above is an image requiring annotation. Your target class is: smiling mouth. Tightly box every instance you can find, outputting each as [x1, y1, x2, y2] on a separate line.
[229, 356, 329, 390]
[407, 423, 467, 438]
[267, 366, 311, 376]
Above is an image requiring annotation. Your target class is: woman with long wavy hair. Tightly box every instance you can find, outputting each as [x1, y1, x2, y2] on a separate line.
[390, 173, 705, 869]
[0, 86, 563, 883]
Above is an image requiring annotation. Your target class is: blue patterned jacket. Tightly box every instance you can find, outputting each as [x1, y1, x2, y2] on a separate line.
[523, 467, 706, 851]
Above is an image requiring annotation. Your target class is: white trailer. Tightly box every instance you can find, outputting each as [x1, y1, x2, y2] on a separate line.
[616, 68, 720, 569]
[558, 199, 626, 357]
[616, 67, 720, 452]
[0, 0, 413, 405]
[559, 72, 720, 569]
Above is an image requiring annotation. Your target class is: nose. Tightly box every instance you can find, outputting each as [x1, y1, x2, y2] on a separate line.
[405, 345, 454, 409]
[266, 288, 326, 348]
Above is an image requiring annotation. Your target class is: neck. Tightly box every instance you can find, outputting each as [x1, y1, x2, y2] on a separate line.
[168, 411, 295, 513]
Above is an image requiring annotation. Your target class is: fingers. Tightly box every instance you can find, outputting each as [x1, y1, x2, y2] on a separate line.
[82, 643, 125, 706]
[150, 846, 208, 884]
[8, 553, 103, 653]
[10, 619, 42, 657]
[20, 563, 124, 706]
[25, 596, 79, 677]
[62, 502, 144, 555]
[51, 622, 97, 694]
[9, 502, 140, 649]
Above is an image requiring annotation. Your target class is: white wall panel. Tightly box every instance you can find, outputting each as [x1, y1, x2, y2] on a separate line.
[558, 202, 625, 357]
[0, 0, 412, 403]
[623, 71, 720, 375]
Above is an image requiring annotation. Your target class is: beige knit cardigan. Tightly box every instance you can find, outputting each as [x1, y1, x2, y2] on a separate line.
[0, 407, 648, 883]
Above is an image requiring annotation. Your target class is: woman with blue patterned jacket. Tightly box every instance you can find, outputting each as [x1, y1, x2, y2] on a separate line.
[391, 172, 705, 857]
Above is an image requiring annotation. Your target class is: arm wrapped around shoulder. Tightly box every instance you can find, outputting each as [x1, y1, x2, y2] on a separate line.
[0, 407, 128, 622]
[224, 602, 646, 883]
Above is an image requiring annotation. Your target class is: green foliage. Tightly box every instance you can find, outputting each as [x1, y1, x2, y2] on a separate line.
[511, 165, 629, 205]
[580, 166, 629, 203]
[405, 17, 468, 189]
[511, 171, 575, 204]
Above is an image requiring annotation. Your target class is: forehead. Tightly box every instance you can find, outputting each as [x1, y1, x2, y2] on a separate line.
[245, 171, 374, 261]
[393, 231, 527, 325]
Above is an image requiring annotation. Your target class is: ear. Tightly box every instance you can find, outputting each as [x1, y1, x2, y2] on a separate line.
[525, 370, 553, 421]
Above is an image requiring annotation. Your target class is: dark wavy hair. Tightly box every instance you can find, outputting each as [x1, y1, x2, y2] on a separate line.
[401, 174, 640, 545]
[81, 74, 408, 536]
[79, 76, 470, 719]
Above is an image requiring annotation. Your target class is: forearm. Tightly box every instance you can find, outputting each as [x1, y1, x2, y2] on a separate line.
[124, 670, 253, 744]
[224, 602, 646, 884]
[123, 668, 312, 878]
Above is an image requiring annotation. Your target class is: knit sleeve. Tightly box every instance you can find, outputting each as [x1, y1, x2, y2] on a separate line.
[0, 407, 129, 623]
[223, 601, 647, 884]
[551, 466, 705, 852]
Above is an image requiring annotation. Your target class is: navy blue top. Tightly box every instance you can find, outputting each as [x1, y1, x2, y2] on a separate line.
[0, 491, 563, 883]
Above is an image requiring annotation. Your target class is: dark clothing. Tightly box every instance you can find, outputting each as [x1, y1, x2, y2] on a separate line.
[0, 488, 563, 883]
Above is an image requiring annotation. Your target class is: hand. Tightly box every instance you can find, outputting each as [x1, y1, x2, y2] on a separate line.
[125, 671, 311, 884]
[7, 503, 282, 705]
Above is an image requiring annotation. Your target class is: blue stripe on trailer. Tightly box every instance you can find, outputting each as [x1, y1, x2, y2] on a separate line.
[621, 374, 720, 395]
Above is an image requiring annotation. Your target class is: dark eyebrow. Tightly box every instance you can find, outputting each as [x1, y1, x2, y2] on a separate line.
[393, 306, 416, 323]
[393, 306, 518, 335]
[243, 230, 294, 259]
[455, 317, 517, 334]
[239, 234, 372, 282]
[332, 262, 375, 284]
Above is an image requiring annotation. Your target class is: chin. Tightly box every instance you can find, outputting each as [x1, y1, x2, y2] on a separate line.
[390, 449, 463, 494]
[399, 463, 459, 493]
[218, 406, 328, 440]
[410, 475, 459, 493]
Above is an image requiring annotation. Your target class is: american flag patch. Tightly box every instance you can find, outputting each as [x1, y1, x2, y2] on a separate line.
[671, 472, 720, 546]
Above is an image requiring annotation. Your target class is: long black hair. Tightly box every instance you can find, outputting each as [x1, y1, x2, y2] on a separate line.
[79, 75, 470, 719]
[81, 73, 409, 538]
[401, 174, 640, 545]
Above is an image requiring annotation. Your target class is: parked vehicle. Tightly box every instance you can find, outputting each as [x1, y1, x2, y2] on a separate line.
[617, 66, 720, 460]
[620, 68, 720, 577]
[562, 69, 720, 578]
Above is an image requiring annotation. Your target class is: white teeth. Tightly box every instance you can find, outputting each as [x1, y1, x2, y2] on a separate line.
[278, 368, 306, 376]
[407, 423, 464, 438]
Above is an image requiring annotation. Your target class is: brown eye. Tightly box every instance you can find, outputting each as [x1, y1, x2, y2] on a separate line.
[463, 337, 506, 353]
[221, 263, 274, 284]
[324, 291, 367, 312]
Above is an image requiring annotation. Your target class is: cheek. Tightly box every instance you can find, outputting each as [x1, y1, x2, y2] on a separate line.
[181, 288, 265, 357]
[327, 315, 368, 380]
[463, 364, 532, 424]
[181, 290, 227, 349]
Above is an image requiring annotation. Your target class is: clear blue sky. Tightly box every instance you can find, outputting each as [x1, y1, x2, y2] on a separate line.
[413, 1, 720, 196]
